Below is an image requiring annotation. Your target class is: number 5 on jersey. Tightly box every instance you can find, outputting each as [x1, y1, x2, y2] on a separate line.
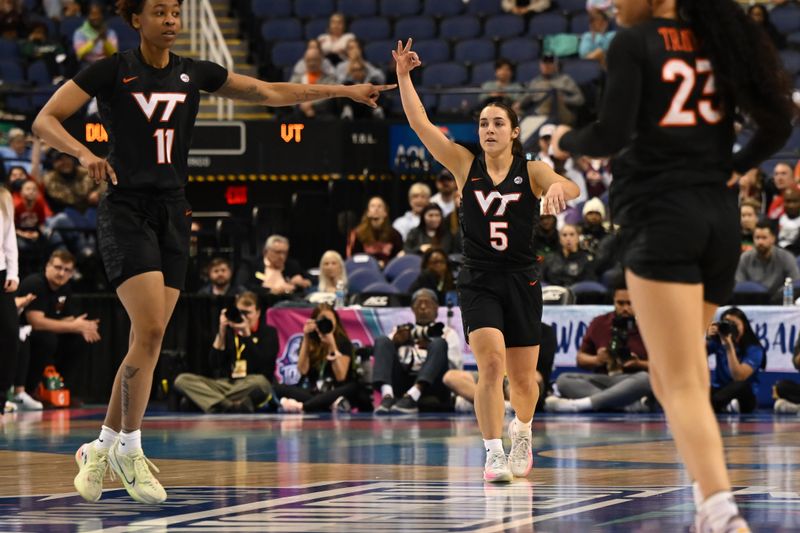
[660, 58, 723, 127]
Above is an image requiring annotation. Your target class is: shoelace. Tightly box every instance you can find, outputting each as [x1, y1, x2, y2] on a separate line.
[132, 453, 162, 487]
[487, 452, 507, 470]
[510, 433, 531, 461]
[87, 453, 111, 484]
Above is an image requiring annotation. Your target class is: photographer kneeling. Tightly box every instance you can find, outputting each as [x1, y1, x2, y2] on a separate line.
[374, 288, 463, 414]
[706, 308, 765, 414]
[175, 292, 278, 413]
[546, 278, 653, 412]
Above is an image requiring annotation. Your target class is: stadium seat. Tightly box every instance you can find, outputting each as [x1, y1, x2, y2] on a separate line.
[294, 0, 335, 19]
[107, 16, 138, 51]
[270, 40, 307, 68]
[391, 269, 420, 292]
[261, 18, 302, 41]
[337, 0, 378, 17]
[413, 39, 451, 65]
[470, 60, 496, 84]
[780, 50, 800, 76]
[364, 39, 394, 65]
[732, 280, 769, 305]
[59, 15, 83, 41]
[384, 254, 422, 281]
[362, 281, 400, 294]
[454, 39, 495, 65]
[349, 269, 388, 292]
[438, 93, 480, 114]
[528, 12, 569, 37]
[484, 14, 525, 40]
[305, 17, 329, 40]
[345, 254, 381, 275]
[499, 37, 540, 64]
[27, 60, 51, 85]
[557, 0, 588, 14]
[394, 16, 436, 40]
[0, 60, 24, 83]
[466, 0, 502, 17]
[570, 11, 590, 34]
[562, 58, 603, 85]
[422, 62, 467, 87]
[423, 0, 463, 18]
[516, 60, 541, 82]
[379, 0, 420, 18]
[771, 4, 800, 35]
[350, 17, 391, 41]
[570, 280, 608, 304]
[542, 285, 576, 305]
[441, 16, 482, 40]
[251, 0, 292, 19]
[0, 38, 18, 59]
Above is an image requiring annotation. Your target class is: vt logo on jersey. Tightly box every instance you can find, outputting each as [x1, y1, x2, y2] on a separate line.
[131, 93, 187, 165]
[475, 190, 522, 217]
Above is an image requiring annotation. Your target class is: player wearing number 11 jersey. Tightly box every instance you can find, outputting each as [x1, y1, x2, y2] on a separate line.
[552, 1, 794, 531]
[32, 0, 393, 506]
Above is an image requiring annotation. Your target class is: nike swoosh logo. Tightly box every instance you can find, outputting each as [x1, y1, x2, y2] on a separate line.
[122, 76, 138, 84]
[112, 453, 136, 486]
[529, 280, 538, 287]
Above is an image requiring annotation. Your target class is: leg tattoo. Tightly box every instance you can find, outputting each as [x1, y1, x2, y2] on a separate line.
[121, 365, 140, 416]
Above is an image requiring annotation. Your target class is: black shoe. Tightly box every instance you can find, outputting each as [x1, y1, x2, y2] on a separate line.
[375, 394, 395, 414]
[232, 397, 255, 413]
[390, 395, 419, 414]
[332, 396, 351, 413]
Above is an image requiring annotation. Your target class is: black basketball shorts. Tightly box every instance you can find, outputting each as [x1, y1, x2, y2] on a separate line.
[618, 184, 739, 305]
[458, 267, 543, 348]
[96, 189, 192, 290]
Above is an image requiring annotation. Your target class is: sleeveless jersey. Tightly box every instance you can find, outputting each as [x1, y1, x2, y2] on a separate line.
[459, 153, 540, 272]
[72, 49, 228, 191]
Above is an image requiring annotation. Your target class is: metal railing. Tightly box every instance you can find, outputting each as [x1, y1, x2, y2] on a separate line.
[187, 0, 234, 120]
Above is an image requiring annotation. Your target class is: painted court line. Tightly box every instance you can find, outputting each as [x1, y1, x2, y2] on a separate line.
[476, 498, 632, 532]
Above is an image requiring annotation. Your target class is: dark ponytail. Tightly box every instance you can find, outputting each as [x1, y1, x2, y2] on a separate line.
[678, 0, 795, 133]
[483, 101, 525, 157]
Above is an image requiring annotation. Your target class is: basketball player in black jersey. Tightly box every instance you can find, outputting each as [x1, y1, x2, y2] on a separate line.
[394, 39, 579, 483]
[32, 0, 393, 504]
[551, 1, 793, 531]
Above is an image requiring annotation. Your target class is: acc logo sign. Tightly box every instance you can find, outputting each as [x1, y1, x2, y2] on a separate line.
[280, 123, 304, 143]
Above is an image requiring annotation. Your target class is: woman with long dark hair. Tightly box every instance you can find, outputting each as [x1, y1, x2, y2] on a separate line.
[408, 247, 456, 304]
[404, 203, 454, 255]
[705, 307, 764, 414]
[552, 0, 794, 530]
[747, 4, 786, 50]
[346, 196, 404, 267]
[395, 38, 579, 483]
[0, 172, 19, 417]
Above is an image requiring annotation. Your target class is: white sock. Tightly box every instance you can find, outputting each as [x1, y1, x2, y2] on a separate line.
[95, 425, 118, 451]
[514, 416, 532, 432]
[381, 385, 394, 398]
[406, 386, 421, 402]
[483, 438, 504, 454]
[698, 491, 739, 530]
[118, 429, 142, 455]
[692, 482, 704, 508]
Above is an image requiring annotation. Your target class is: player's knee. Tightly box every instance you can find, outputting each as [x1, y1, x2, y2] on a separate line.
[442, 370, 459, 389]
[135, 320, 167, 354]
[479, 353, 505, 383]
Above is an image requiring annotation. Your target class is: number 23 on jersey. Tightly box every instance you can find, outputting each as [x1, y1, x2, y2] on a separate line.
[660, 58, 723, 127]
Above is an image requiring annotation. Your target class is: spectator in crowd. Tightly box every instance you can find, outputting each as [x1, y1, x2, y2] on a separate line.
[253, 235, 311, 296]
[374, 288, 462, 414]
[408, 248, 456, 304]
[290, 39, 335, 82]
[1, 129, 41, 176]
[533, 123, 556, 168]
[773, 336, 800, 414]
[275, 303, 360, 413]
[767, 162, 795, 220]
[706, 307, 764, 414]
[579, 8, 616, 65]
[579, 197, 608, 256]
[404, 203, 456, 256]
[198, 257, 239, 297]
[747, 4, 786, 50]
[317, 12, 354, 63]
[516, 53, 585, 127]
[339, 59, 385, 119]
[479, 58, 524, 107]
[290, 47, 337, 118]
[20, 22, 66, 82]
[740, 199, 761, 254]
[534, 213, 559, 258]
[0, 0, 26, 39]
[0, 168, 21, 413]
[501, 0, 551, 16]
[430, 169, 458, 218]
[778, 186, 800, 254]
[174, 292, 278, 413]
[315, 250, 347, 294]
[347, 196, 404, 268]
[73, 3, 117, 65]
[393, 182, 431, 240]
[585, 0, 613, 15]
[573, 156, 612, 199]
[444, 323, 556, 413]
[335, 38, 385, 84]
[736, 221, 800, 301]
[546, 279, 652, 412]
[542, 224, 595, 286]
[42, 0, 81, 20]
[16, 250, 100, 397]
[738, 168, 768, 214]
[14, 179, 52, 258]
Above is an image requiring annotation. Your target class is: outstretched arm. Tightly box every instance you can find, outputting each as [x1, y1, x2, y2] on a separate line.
[214, 72, 394, 108]
[527, 160, 580, 215]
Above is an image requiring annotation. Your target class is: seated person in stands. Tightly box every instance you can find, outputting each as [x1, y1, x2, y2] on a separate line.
[541, 224, 596, 286]
[335, 38, 385, 84]
[479, 58, 524, 107]
[20, 22, 66, 82]
[17, 250, 100, 400]
[444, 323, 556, 413]
[774, 336, 800, 414]
[404, 203, 456, 256]
[274, 303, 361, 413]
[291, 39, 335, 81]
[198, 257, 239, 297]
[347, 196, 404, 268]
[307, 250, 347, 304]
[317, 12, 354, 63]
[430, 169, 458, 218]
[373, 288, 462, 414]
[767, 162, 794, 220]
[579, 8, 616, 65]
[534, 213, 559, 258]
[393, 183, 431, 240]
[705, 307, 764, 414]
[290, 47, 337, 118]
[579, 197, 608, 256]
[501, 0, 551, 16]
[740, 199, 760, 253]
[14, 179, 52, 256]
[339, 59, 385, 119]
[778, 186, 800, 255]
[408, 248, 456, 305]
[735, 221, 800, 303]
[252, 235, 311, 297]
[175, 292, 278, 413]
[546, 279, 652, 413]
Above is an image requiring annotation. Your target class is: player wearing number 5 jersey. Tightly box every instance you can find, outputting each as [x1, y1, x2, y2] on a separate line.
[552, 1, 793, 531]
[32, 0, 393, 506]
[393, 39, 579, 483]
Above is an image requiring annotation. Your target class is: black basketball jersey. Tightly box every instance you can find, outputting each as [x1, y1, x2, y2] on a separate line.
[72, 49, 228, 191]
[459, 153, 540, 272]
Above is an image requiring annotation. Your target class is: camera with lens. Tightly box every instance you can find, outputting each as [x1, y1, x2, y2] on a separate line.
[609, 315, 635, 363]
[315, 316, 334, 335]
[225, 305, 243, 324]
[713, 319, 737, 341]
[396, 322, 445, 345]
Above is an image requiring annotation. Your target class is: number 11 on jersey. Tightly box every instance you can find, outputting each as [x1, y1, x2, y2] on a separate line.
[153, 128, 175, 164]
